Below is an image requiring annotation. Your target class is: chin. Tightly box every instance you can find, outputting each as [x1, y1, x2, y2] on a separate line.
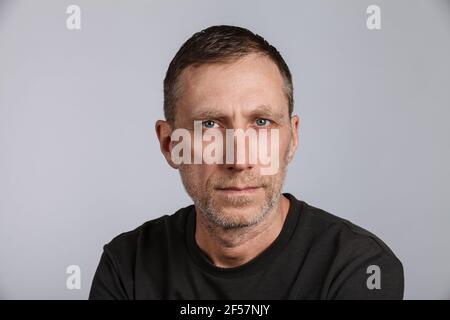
[221, 206, 262, 223]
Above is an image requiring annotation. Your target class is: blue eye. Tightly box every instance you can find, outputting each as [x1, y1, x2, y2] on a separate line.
[202, 120, 217, 128]
[255, 118, 270, 126]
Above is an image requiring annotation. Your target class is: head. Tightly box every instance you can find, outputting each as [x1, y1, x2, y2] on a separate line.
[156, 25, 299, 229]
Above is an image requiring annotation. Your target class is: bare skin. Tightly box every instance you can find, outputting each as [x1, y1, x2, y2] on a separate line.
[156, 53, 299, 268]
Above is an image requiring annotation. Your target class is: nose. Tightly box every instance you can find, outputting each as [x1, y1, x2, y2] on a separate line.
[225, 160, 254, 172]
[222, 127, 258, 172]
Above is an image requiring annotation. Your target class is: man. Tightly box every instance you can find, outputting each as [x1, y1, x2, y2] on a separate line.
[89, 25, 404, 299]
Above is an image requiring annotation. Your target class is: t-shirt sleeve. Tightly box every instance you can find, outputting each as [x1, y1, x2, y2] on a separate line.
[326, 238, 404, 300]
[88, 245, 129, 300]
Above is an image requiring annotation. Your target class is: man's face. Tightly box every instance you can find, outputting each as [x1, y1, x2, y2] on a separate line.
[160, 53, 298, 229]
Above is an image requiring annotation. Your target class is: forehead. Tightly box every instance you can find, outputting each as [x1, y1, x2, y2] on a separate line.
[176, 53, 288, 119]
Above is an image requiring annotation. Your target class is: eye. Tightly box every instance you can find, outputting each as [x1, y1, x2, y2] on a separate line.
[255, 118, 271, 126]
[202, 120, 219, 128]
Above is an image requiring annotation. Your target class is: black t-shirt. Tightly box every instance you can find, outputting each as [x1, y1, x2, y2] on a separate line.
[89, 193, 404, 299]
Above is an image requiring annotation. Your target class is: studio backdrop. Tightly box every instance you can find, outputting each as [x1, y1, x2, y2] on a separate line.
[0, 0, 449, 299]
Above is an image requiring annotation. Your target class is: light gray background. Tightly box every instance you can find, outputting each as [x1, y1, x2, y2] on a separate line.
[1, 0, 449, 299]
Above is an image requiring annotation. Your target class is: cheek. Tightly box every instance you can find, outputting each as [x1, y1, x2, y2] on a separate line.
[262, 130, 291, 163]
[180, 164, 216, 187]
[279, 133, 292, 157]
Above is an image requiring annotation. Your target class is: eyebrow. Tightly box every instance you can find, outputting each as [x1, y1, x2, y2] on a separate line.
[190, 109, 227, 120]
[247, 105, 285, 121]
[189, 105, 286, 121]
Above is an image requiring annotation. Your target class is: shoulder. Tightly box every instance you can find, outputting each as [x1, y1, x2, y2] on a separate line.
[298, 199, 400, 261]
[295, 199, 404, 298]
[89, 205, 194, 300]
[102, 204, 193, 259]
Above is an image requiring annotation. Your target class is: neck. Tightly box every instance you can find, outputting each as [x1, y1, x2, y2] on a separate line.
[194, 194, 290, 268]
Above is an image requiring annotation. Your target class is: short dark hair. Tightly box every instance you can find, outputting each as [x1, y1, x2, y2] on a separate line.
[163, 25, 294, 123]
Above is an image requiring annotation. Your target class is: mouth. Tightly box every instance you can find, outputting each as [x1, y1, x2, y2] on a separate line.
[215, 186, 262, 195]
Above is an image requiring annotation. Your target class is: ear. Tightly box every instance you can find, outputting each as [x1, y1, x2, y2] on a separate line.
[155, 120, 178, 169]
[287, 115, 299, 163]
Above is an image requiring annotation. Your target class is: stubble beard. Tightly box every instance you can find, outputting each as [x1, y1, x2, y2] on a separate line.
[179, 145, 290, 231]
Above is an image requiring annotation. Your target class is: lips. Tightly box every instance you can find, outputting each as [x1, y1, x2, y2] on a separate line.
[218, 186, 259, 191]
[215, 186, 262, 194]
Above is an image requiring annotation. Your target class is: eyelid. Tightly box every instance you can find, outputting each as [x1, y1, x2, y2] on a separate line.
[201, 119, 221, 128]
[255, 118, 273, 126]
